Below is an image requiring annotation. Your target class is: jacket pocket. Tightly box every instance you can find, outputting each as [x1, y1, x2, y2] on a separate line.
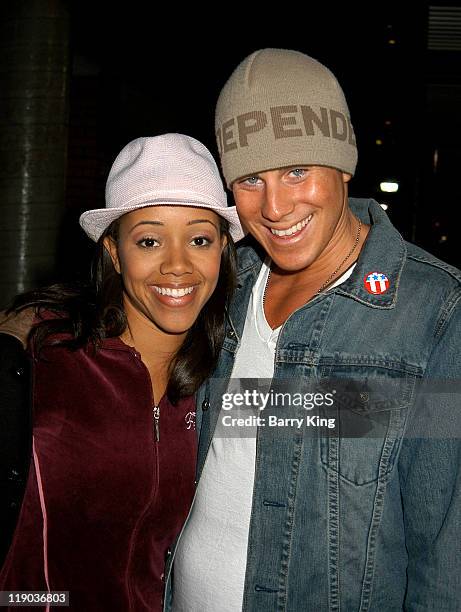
[318, 362, 417, 486]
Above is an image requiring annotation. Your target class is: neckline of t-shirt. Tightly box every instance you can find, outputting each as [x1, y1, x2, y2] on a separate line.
[256, 259, 357, 340]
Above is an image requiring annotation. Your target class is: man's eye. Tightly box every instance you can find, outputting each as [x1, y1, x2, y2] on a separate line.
[290, 168, 306, 178]
[242, 176, 260, 186]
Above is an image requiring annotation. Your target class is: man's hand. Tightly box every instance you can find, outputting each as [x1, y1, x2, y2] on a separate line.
[0, 309, 35, 348]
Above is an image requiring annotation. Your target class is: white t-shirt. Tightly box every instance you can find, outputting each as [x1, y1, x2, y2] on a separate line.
[172, 261, 356, 612]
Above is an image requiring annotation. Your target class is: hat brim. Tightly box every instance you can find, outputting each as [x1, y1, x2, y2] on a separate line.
[79, 201, 245, 242]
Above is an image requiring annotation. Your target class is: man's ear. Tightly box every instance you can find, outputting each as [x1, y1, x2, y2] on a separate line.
[103, 236, 121, 274]
[342, 172, 352, 184]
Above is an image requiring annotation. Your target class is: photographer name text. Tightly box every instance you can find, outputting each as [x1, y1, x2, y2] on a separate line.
[221, 414, 336, 429]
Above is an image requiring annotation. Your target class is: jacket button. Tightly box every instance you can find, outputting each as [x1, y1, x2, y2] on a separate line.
[226, 329, 236, 339]
[359, 392, 369, 403]
[14, 367, 25, 377]
[10, 501, 18, 509]
[202, 399, 210, 411]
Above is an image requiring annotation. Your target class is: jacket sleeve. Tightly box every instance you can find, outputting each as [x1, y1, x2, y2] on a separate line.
[0, 332, 33, 568]
[399, 289, 461, 611]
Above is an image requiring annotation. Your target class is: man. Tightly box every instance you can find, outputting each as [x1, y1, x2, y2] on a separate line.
[167, 49, 461, 611]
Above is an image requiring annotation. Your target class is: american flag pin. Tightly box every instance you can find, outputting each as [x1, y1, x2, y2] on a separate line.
[363, 272, 390, 295]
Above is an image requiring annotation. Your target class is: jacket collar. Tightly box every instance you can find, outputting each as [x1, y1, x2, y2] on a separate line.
[97, 336, 137, 353]
[334, 198, 406, 308]
[224, 245, 263, 348]
[234, 198, 406, 314]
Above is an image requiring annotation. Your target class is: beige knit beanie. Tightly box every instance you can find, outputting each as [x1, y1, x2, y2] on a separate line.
[215, 48, 358, 187]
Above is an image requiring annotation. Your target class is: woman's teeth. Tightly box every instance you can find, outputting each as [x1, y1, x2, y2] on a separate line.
[153, 286, 194, 297]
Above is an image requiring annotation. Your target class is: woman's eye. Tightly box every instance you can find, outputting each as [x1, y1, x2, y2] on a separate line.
[137, 237, 159, 248]
[191, 236, 211, 247]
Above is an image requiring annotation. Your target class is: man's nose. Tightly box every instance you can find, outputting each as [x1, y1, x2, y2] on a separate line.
[261, 182, 295, 222]
[159, 247, 193, 276]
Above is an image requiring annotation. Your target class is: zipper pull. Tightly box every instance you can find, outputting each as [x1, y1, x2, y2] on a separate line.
[153, 404, 160, 442]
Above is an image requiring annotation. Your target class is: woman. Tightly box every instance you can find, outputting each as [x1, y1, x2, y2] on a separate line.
[0, 133, 243, 611]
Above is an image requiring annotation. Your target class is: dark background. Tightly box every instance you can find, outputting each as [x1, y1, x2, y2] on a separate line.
[1, 1, 461, 303]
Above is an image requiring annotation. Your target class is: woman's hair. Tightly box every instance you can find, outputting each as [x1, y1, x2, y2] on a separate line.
[9, 216, 237, 404]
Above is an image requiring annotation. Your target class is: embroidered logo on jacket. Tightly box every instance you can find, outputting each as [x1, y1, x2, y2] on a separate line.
[185, 411, 196, 430]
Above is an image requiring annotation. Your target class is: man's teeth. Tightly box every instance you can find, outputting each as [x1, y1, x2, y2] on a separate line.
[270, 214, 313, 236]
[153, 286, 194, 297]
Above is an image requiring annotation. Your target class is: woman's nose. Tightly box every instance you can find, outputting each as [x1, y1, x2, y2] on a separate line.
[159, 247, 193, 276]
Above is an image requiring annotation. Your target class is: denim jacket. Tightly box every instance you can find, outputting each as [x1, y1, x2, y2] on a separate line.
[165, 198, 461, 612]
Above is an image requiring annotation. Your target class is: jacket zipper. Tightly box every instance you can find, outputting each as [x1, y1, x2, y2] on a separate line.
[153, 404, 160, 442]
